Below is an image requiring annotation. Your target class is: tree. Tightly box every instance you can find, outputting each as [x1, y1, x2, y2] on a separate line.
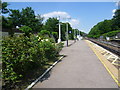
[68, 23, 74, 40]
[80, 31, 86, 37]
[61, 23, 66, 41]
[3, 6, 44, 35]
[112, 9, 120, 30]
[60, 22, 74, 41]
[102, 30, 120, 37]
[52, 32, 58, 42]
[88, 9, 120, 39]
[1, 2, 9, 14]
[1, 2, 15, 36]
[2, 9, 21, 29]
[1, 1, 9, 27]
[40, 30, 50, 37]
[19, 26, 32, 37]
[21, 7, 43, 33]
[88, 19, 113, 38]
[35, 14, 44, 32]
[9, 9, 21, 27]
[43, 18, 59, 33]
[2, 9, 21, 36]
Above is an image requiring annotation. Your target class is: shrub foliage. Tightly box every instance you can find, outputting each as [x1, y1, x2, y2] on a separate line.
[102, 30, 120, 37]
[2, 34, 62, 89]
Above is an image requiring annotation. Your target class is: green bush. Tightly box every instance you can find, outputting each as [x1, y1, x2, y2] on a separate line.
[55, 42, 64, 53]
[2, 35, 41, 88]
[102, 30, 120, 37]
[52, 32, 58, 42]
[87, 34, 100, 39]
[39, 41, 57, 63]
[19, 26, 32, 36]
[2, 34, 61, 89]
[40, 30, 50, 37]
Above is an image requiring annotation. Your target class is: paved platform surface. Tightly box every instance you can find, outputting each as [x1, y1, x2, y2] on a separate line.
[33, 40, 118, 88]
[62, 40, 76, 47]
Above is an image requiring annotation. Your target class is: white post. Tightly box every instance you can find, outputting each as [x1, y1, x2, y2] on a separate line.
[57, 16, 61, 43]
[66, 23, 68, 47]
[58, 22, 61, 43]
[65, 17, 71, 46]
[74, 29, 76, 42]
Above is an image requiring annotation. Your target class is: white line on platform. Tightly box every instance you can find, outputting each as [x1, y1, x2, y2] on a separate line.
[25, 56, 64, 90]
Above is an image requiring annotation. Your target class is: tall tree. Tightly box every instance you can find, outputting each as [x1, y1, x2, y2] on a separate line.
[68, 23, 74, 40]
[35, 14, 44, 33]
[9, 9, 21, 27]
[112, 9, 120, 30]
[7, 7, 43, 33]
[61, 23, 66, 41]
[80, 31, 86, 36]
[1, 1, 9, 14]
[88, 19, 113, 38]
[1, 1, 15, 36]
[43, 18, 59, 33]
[1, 1, 9, 28]
[21, 7, 38, 32]
[61, 22, 73, 41]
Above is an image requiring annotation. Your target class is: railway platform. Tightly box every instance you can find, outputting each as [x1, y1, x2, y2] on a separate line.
[32, 40, 118, 88]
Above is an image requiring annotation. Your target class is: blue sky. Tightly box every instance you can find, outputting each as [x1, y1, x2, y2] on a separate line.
[5, 2, 118, 33]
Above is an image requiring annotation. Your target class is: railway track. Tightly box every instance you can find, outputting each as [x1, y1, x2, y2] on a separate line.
[88, 39, 120, 56]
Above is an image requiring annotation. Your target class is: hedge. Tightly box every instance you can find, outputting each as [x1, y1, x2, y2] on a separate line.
[102, 30, 120, 37]
[2, 34, 63, 89]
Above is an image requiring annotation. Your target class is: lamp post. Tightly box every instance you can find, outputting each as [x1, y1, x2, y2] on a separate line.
[66, 22, 69, 47]
[74, 29, 76, 42]
[57, 16, 61, 43]
[74, 29, 77, 41]
[58, 22, 61, 43]
[66, 18, 71, 47]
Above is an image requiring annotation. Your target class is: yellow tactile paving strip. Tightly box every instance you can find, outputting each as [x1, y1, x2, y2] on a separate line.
[85, 40, 120, 87]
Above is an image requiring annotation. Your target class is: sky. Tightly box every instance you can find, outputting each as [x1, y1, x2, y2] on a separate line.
[2, 0, 120, 2]
[2, 1, 120, 33]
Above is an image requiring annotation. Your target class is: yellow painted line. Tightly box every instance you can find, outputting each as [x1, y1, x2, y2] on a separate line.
[85, 40, 120, 87]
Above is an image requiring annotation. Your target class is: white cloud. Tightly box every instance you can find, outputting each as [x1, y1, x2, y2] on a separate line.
[112, 9, 116, 13]
[116, 1, 120, 8]
[42, 11, 71, 20]
[69, 19, 80, 29]
[112, 9, 116, 17]
[42, 11, 80, 29]
[112, 1, 120, 17]
[112, 14, 115, 17]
